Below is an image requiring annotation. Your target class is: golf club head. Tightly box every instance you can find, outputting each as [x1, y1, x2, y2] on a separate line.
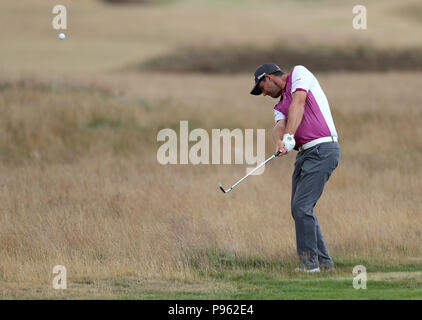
[218, 183, 232, 194]
[218, 183, 227, 193]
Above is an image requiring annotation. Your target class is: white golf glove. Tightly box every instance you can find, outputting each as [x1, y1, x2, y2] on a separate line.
[283, 133, 296, 152]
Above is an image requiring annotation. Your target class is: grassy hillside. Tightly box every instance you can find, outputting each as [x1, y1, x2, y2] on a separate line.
[1, 0, 422, 74]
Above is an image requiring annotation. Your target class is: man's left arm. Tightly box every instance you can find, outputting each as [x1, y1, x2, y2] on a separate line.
[279, 90, 307, 155]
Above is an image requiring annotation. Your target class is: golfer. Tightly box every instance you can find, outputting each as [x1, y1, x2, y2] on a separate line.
[250, 63, 340, 273]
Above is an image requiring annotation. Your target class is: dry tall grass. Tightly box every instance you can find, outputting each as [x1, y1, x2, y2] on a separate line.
[0, 72, 421, 291]
[1, 0, 422, 297]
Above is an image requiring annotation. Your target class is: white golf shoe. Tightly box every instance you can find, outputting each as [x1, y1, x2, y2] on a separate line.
[294, 266, 321, 273]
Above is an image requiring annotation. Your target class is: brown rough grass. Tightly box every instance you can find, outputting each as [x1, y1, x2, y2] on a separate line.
[0, 72, 421, 292]
[1, 0, 422, 298]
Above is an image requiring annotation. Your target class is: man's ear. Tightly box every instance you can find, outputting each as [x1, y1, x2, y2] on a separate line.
[265, 74, 274, 82]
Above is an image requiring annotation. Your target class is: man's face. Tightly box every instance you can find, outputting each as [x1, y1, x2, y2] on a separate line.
[259, 75, 282, 98]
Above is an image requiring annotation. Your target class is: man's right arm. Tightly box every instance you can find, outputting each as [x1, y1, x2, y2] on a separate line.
[273, 119, 286, 156]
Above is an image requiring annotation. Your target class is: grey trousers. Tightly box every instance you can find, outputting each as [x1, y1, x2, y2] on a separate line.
[291, 141, 340, 269]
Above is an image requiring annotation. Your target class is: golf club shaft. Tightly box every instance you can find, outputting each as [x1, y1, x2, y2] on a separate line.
[229, 150, 280, 190]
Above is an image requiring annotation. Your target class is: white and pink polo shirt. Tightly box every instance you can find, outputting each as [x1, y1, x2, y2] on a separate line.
[273, 65, 338, 149]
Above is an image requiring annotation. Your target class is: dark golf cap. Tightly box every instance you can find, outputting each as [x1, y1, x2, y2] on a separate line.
[250, 62, 283, 95]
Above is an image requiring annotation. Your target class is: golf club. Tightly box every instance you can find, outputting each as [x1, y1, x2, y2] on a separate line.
[218, 150, 281, 194]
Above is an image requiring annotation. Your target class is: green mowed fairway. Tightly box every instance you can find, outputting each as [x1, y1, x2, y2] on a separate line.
[109, 259, 422, 300]
[120, 271, 422, 300]
[118, 253, 422, 300]
[4, 262, 422, 299]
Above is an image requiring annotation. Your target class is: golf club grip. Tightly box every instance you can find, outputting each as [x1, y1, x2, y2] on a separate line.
[275, 150, 281, 157]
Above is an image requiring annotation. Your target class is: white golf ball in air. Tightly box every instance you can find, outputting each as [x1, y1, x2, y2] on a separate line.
[59, 33, 66, 40]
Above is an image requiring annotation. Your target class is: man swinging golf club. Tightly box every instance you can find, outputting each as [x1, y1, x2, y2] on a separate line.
[250, 63, 340, 273]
